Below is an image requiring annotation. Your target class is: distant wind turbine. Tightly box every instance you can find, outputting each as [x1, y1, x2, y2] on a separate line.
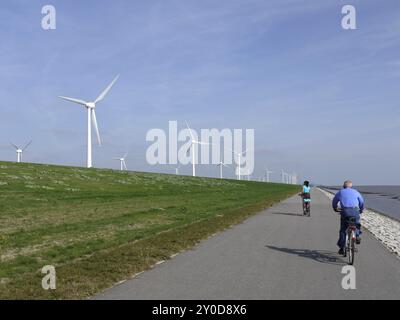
[10, 141, 32, 163]
[114, 152, 128, 171]
[281, 170, 290, 184]
[264, 168, 274, 182]
[185, 121, 210, 177]
[217, 161, 230, 179]
[58, 75, 119, 168]
[291, 172, 298, 185]
[230, 149, 247, 181]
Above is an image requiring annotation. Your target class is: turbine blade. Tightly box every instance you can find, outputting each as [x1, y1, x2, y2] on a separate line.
[94, 75, 119, 104]
[10, 142, 19, 150]
[185, 121, 194, 140]
[123, 151, 129, 159]
[123, 161, 127, 170]
[196, 141, 210, 146]
[23, 140, 32, 151]
[91, 110, 102, 146]
[225, 146, 244, 156]
[58, 96, 87, 106]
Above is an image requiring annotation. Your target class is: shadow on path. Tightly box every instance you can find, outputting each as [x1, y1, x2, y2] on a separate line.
[266, 245, 345, 265]
[270, 212, 303, 217]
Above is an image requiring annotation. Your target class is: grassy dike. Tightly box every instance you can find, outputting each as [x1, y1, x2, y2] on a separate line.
[0, 161, 298, 299]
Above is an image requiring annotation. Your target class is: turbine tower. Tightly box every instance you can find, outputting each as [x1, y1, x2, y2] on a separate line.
[281, 170, 291, 184]
[265, 168, 274, 182]
[185, 121, 210, 177]
[292, 172, 298, 185]
[10, 141, 32, 163]
[231, 149, 247, 181]
[58, 75, 119, 168]
[114, 152, 128, 171]
[217, 161, 229, 179]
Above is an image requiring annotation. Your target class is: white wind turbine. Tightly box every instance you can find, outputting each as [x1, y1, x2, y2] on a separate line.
[114, 152, 128, 171]
[264, 168, 274, 182]
[10, 141, 32, 163]
[58, 75, 119, 168]
[185, 121, 210, 177]
[217, 161, 230, 179]
[231, 149, 247, 181]
[281, 170, 289, 184]
[291, 172, 297, 185]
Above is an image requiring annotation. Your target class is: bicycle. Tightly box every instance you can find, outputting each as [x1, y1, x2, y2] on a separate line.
[343, 216, 358, 265]
[299, 193, 311, 216]
[303, 199, 310, 216]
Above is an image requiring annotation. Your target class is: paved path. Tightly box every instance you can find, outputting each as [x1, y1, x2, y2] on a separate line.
[94, 189, 400, 300]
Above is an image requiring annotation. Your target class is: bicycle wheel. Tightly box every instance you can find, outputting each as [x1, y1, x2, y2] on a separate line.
[349, 236, 355, 265]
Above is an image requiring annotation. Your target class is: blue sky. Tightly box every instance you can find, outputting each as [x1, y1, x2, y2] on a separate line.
[0, 0, 399, 185]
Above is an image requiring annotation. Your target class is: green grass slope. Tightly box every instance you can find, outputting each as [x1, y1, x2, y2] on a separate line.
[0, 161, 298, 299]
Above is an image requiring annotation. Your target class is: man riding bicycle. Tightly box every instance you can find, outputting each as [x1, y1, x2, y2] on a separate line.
[332, 180, 364, 255]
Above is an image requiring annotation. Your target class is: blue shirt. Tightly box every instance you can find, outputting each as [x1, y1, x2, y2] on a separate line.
[303, 186, 311, 202]
[332, 188, 365, 212]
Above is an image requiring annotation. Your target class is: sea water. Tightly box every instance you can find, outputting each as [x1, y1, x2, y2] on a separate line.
[325, 186, 400, 222]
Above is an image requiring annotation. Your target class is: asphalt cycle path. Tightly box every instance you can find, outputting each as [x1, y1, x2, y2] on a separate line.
[95, 189, 400, 299]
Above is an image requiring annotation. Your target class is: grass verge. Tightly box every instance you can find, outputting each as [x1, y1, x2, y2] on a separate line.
[0, 161, 298, 299]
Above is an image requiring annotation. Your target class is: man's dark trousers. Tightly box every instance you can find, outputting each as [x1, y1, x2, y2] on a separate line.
[337, 207, 361, 249]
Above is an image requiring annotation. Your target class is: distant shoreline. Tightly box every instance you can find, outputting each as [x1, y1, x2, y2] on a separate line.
[320, 186, 400, 222]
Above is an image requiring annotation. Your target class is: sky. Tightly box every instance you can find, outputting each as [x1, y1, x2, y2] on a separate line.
[0, 0, 399, 185]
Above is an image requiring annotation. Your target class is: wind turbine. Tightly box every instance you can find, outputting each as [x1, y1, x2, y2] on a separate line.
[185, 121, 210, 177]
[230, 149, 247, 181]
[58, 75, 119, 168]
[264, 168, 274, 182]
[291, 172, 297, 185]
[281, 170, 289, 184]
[286, 172, 293, 184]
[114, 152, 128, 171]
[10, 141, 32, 163]
[217, 161, 229, 179]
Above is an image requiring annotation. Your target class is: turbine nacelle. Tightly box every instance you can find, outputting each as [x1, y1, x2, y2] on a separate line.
[86, 102, 96, 109]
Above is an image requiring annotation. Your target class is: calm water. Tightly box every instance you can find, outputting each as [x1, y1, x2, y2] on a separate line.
[324, 186, 400, 222]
